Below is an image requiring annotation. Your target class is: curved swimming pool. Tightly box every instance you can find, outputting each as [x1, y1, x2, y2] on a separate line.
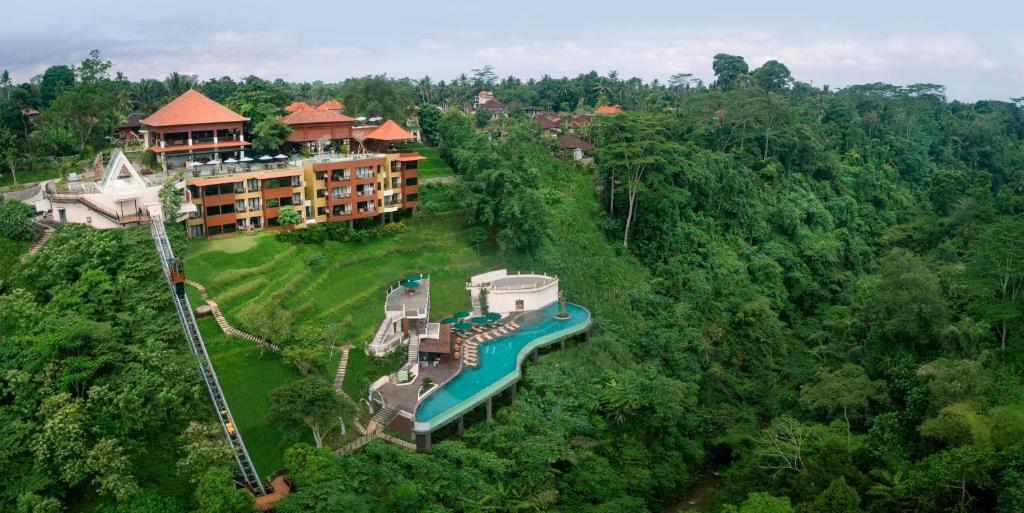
[413, 302, 591, 432]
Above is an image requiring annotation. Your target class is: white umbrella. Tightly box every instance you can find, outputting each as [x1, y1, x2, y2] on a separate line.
[224, 158, 238, 163]
[239, 157, 253, 162]
[274, 154, 288, 159]
[355, 116, 367, 122]
[369, 116, 382, 122]
[259, 155, 273, 161]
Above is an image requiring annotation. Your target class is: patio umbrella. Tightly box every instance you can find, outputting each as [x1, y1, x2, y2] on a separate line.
[258, 155, 273, 161]
[440, 317, 457, 324]
[454, 322, 473, 331]
[401, 280, 421, 289]
[404, 274, 421, 282]
[470, 316, 488, 324]
[274, 154, 288, 159]
[223, 157, 238, 163]
[239, 157, 253, 162]
[452, 311, 470, 319]
[484, 312, 501, 322]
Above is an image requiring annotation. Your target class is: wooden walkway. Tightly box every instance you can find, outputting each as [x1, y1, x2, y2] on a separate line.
[253, 474, 291, 511]
[186, 279, 281, 353]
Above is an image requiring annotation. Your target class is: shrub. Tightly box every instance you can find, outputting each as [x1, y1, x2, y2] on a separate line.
[275, 220, 407, 245]
[307, 251, 325, 266]
[0, 198, 36, 241]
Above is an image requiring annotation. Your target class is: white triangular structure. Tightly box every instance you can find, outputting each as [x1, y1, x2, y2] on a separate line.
[98, 150, 148, 199]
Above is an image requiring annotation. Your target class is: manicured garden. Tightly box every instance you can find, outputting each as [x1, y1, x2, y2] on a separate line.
[182, 210, 504, 469]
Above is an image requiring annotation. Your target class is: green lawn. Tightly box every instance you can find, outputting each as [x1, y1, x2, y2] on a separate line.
[182, 212, 503, 464]
[406, 142, 455, 180]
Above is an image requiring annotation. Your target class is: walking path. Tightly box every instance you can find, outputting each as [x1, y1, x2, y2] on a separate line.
[185, 279, 281, 353]
[333, 344, 354, 395]
[420, 175, 457, 185]
[22, 222, 56, 261]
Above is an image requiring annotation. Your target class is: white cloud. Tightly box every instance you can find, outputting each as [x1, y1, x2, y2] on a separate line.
[419, 39, 447, 51]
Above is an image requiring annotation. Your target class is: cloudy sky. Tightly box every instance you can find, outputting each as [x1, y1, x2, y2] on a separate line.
[2, 0, 1022, 101]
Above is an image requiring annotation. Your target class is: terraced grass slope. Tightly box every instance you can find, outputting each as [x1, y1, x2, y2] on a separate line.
[182, 213, 503, 468]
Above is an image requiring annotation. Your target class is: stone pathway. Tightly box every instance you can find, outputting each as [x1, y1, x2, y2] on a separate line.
[420, 175, 457, 185]
[23, 223, 55, 261]
[333, 344, 354, 395]
[185, 279, 281, 353]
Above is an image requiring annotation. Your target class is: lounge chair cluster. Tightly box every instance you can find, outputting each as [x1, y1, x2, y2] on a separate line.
[458, 321, 521, 367]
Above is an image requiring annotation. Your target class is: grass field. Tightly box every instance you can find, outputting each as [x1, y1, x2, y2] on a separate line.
[182, 210, 505, 465]
[406, 142, 455, 180]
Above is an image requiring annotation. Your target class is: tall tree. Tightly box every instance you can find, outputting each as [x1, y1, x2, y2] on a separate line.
[267, 377, 351, 449]
[960, 216, 1024, 350]
[712, 53, 749, 91]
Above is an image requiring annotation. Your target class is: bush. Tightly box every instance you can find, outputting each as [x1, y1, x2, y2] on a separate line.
[307, 251, 325, 266]
[276, 220, 407, 245]
[0, 198, 36, 241]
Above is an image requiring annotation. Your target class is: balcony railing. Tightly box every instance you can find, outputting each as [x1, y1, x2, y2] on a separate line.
[358, 206, 375, 213]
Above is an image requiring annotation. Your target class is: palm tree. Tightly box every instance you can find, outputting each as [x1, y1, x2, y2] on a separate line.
[164, 72, 196, 97]
[130, 79, 168, 112]
[0, 70, 11, 100]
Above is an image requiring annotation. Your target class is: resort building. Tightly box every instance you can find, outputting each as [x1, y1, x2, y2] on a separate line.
[183, 159, 306, 238]
[284, 101, 312, 113]
[365, 270, 591, 451]
[281, 109, 354, 150]
[316, 99, 344, 112]
[595, 104, 623, 114]
[556, 134, 595, 162]
[43, 150, 166, 228]
[140, 89, 251, 171]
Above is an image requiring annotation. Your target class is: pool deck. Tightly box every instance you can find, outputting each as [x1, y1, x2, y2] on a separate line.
[376, 361, 460, 414]
[411, 304, 591, 450]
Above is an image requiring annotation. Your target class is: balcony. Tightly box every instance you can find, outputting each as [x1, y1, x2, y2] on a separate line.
[358, 205, 375, 214]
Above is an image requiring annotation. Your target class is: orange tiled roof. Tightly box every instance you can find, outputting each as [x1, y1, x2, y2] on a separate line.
[595, 105, 622, 114]
[316, 99, 344, 111]
[365, 120, 415, 141]
[285, 101, 312, 112]
[281, 110, 354, 125]
[141, 89, 248, 127]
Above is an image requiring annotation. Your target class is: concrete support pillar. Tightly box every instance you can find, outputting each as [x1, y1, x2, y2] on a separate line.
[416, 432, 431, 452]
[560, 339, 566, 350]
[531, 350, 538, 362]
[457, 416, 464, 433]
[486, 397, 492, 420]
[187, 131, 192, 146]
[508, 385, 517, 401]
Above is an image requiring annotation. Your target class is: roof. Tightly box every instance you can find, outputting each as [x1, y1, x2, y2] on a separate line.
[316, 99, 344, 111]
[141, 89, 249, 127]
[118, 112, 148, 129]
[366, 120, 416, 141]
[536, 117, 560, 130]
[595, 105, 622, 114]
[480, 99, 505, 110]
[21, 107, 40, 116]
[557, 134, 595, 151]
[284, 101, 312, 112]
[396, 153, 427, 162]
[280, 109, 354, 125]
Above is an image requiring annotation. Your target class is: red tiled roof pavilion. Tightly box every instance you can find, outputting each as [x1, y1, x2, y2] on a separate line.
[141, 89, 248, 127]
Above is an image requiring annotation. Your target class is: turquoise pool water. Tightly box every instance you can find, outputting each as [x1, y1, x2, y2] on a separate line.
[414, 302, 590, 429]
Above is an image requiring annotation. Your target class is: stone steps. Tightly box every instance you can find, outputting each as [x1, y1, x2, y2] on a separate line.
[186, 279, 280, 353]
[333, 345, 353, 395]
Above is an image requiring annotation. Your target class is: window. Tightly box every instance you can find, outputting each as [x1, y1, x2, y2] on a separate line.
[357, 185, 374, 196]
[515, 299, 525, 310]
[248, 197, 261, 210]
[222, 223, 237, 234]
[267, 198, 280, 208]
[279, 196, 293, 207]
[316, 188, 326, 198]
[391, 161, 400, 171]
[236, 218, 246, 229]
[195, 205, 204, 217]
[235, 200, 245, 212]
[190, 224, 205, 237]
[251, 216, 262, 229]
[290, 176, 301, 187]
[208, 225, 222, 235]
[391, 177, 401, 188]
[317, 206, 326, 216]
[315, 171, 326, 181]
[206, 204, 235, 216]
[332, 204, 351, 216]
[292, 192, 302, 204]
[331, 170, 350, 181]
[405, 160, 418, 170]
[331, 186, 350, 200]
[406, 193, 418, 202]
[267, 216, 279, 227]
[203, 183, 239, 196]
[247, 178, 260, 191]
[264, 178, 282, 189]
[233, 182, 244, 194]
[356, 166, 373, 179]
[405, 177, 418, 186]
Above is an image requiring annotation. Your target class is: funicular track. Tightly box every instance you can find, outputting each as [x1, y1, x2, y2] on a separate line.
[148, 207, 266, 496]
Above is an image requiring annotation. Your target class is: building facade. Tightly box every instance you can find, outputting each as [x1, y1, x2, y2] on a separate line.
[301, 151, 421, 224]
[140, 89, 251, 170]
[184, 165, 306, 238]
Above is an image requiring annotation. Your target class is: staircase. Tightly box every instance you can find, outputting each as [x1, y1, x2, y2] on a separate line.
[371, 406, 399, 427]
[471, 293, 483, 316]
[186, 279, 281, 353]
[23, 222, 56, 261]
[406, 333, 420, 368]
[333, 345, 353, 395]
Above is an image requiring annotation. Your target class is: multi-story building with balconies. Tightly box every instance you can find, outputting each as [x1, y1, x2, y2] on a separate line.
[184, 165, 307, 238]
[141, 89, 251, 170]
